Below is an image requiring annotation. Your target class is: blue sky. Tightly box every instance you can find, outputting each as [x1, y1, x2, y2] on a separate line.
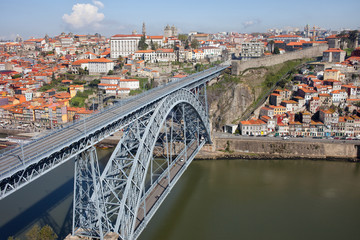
[1, 0, 359, 40]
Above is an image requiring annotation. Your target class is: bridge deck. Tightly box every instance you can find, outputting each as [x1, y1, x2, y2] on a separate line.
[0, 65, 228, 183]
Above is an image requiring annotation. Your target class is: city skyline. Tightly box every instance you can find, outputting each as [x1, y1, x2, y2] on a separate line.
[1, 0, 360, 40]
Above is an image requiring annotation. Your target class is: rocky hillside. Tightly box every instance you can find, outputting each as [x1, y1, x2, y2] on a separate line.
[207, 59, 307, 131]
[207, 68, 266, 131]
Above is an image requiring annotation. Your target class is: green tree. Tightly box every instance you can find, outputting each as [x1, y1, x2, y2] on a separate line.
[138, 34, 148, 50]
[348, 30, 359, 49]
[107, 70, 114, 75]
[195, 63, 203, 72]
[38, 225, 57, 240]
[190, 39, 199, 49]
[268, 40, 275, 53]
[89, 79, 100, 88]
[117, 55, 124, 69]
[273, 46, 280, 54]
[79, 67, 89, 75]
[150, 40, 156, 50]
[184, 39, 190, 49]
[8, 237, 20, 240]
[26, 224, 40, 240]
[178, 34, 188, 42]
[12, 74, 22, 79]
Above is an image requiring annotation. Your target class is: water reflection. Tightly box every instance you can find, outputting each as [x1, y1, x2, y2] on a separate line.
[1, 155, 360, 240]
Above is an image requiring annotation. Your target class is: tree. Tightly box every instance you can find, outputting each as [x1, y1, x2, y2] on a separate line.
[38, 225, 57, 240]
[107, 70, 114, 75]
[79, 67, 89, 75]
[8, 237, 20, 240]
[273, 46, 280, 54]
[89, 79, 100, 88]
[26, 224, 40, 240]
[178, 34, 188, 42]
[190, 39, 199, 49]
[268, 40, 275, 53]
[195, 63, 202, 72]
[348, 30, 359, 49]
[150, 40, 156, 50]
[184, 39, 190, 49]
[138, 34, 148, 50]
[12, 74, 22, 79]
[117, 55, 124, 68]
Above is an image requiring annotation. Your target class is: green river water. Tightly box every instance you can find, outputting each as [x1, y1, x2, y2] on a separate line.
[1, 148, 360, 240]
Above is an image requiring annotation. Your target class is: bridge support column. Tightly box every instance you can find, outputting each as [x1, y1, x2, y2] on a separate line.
[73, 89, 213, 240]
[73, 146, 106, 239]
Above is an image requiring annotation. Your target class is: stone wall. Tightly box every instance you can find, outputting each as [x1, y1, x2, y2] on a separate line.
[232, 45, 329, 75]
[213, 138, 359, 160]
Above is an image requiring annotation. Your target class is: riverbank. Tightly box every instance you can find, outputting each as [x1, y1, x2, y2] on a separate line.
[3, 129, 359, 162]
[98, 132, 360, 162]
[195, 149, 359, 162]
[197, 135, 360, 162]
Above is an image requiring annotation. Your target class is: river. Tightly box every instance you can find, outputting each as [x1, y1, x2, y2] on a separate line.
[1, 148, 360, 240]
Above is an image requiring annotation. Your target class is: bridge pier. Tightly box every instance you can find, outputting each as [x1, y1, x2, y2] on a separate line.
[0, 65, 228, 240]
[73, 89, 212, 239]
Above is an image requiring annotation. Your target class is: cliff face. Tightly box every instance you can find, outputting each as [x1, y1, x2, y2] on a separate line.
[208, 82, 252, 131]
[207, 68, 268, 131]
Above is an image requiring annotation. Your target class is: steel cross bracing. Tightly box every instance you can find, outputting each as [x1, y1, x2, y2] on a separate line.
[0, 64, 227, 200]
[73, 87, 211, 240]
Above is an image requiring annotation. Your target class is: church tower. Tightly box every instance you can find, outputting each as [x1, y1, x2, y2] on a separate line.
[142, 22, 146, 36]
[164, 24, 171, 38]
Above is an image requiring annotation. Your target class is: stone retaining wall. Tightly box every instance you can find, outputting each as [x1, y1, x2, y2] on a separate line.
[211, 138, 359, 160]
[232, 45, 328, 75]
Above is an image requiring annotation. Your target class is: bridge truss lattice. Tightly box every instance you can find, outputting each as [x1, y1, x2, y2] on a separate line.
[73, 86, 211, 240]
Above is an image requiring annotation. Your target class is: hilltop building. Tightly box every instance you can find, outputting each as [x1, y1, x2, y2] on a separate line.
[164, 25, 178, 38]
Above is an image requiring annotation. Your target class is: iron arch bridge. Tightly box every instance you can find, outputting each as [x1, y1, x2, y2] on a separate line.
[0, 63, 229, 239]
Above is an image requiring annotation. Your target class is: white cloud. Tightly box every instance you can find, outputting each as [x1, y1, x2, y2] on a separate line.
[93, 0, 104, 8]
[62, 2, 104, 29]
[242, 19, 261, 29]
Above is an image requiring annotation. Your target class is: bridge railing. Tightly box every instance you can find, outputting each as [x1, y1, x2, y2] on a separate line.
[0, 65, 229, 168]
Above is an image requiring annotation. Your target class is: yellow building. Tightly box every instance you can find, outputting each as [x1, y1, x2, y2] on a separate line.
[69, 85, 84, 98]
[269, 105, 287, 115]
[323, 69, 340, 81]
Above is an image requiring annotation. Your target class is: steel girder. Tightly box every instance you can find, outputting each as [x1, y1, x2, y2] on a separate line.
[73, 88, 211, 239]
[0, 64, 228, 201]
[0, 102, 159, 200]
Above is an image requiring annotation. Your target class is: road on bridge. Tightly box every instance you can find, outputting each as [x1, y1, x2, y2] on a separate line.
[0, 65, 228, 192]
[134, 141, 198, 231]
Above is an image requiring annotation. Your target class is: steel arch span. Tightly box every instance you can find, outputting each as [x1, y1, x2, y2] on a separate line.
[73, 88, 211, 240]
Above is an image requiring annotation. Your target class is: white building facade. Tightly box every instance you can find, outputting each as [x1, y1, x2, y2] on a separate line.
[88, 58, 114, 74]
[110, 34, 142, 58]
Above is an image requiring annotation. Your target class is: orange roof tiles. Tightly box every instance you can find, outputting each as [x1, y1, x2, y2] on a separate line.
[88, 58, 113, 63]
[324, 48, 344, 53]
[135, 50, 155, 53]
[240, 119, 266, 125]
[72, 59, 90, 65]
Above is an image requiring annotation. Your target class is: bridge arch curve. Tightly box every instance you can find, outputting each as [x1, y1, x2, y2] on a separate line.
[117, 88, 211, 239]
[73, 88, 212, 240]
